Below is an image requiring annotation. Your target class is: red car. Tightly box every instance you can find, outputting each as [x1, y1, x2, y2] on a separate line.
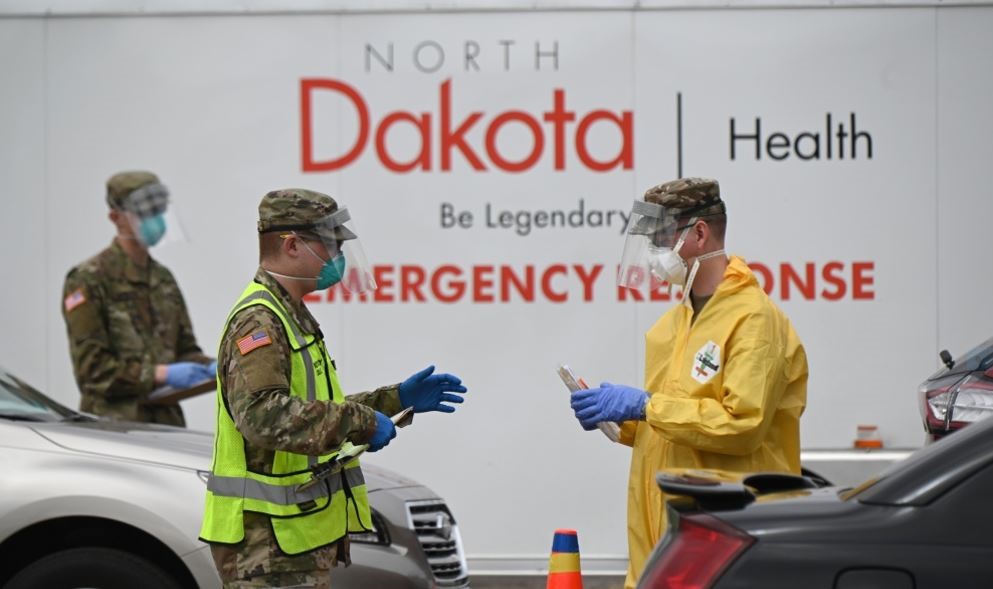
[919, 336, 993, 441]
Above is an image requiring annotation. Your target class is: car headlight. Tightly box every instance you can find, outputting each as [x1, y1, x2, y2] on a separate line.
[349, 509, 389, 545]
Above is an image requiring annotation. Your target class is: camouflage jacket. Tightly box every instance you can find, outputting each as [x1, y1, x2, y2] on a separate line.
[62, 240, 210, 426]
[210, 267, 401, 581]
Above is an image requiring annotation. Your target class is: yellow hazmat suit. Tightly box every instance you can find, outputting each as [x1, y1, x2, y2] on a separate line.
[618, 256, 807, 588]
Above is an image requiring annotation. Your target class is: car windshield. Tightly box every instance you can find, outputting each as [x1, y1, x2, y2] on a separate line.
[0, 368, 75, 422]
[928, 336, 993, 379]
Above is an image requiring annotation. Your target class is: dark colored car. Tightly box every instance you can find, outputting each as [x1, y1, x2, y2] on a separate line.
[636, 414, 993, 589]
[919, 336, 993, 441]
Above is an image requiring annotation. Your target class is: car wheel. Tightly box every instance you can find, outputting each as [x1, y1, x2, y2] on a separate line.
[5, 547, 184, 589]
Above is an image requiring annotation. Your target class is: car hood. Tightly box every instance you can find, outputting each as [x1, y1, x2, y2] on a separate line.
[27, 419, 421, 491]
[30, 419, 214, 471]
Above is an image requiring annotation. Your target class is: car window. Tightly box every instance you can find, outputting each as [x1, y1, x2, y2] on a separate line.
[928, 337, 993, 379]
[0, 369, 73, 421]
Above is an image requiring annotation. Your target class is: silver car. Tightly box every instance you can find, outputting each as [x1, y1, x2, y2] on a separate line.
[0, 368, 470, 589]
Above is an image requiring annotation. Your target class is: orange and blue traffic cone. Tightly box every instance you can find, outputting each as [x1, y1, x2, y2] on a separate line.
[546, 529, 583, 589]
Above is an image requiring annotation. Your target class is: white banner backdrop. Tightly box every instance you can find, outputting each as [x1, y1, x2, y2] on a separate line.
[3, 4, 993, 572]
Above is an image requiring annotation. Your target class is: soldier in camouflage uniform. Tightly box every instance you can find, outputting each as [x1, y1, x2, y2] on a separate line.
[201, 189, 467, 588]
[61, 171, 215, 426]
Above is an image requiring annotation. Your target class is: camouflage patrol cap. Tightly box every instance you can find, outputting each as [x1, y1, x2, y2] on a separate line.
[627, 177, 726, 236]
[257, 188, 357, 241]
[643, 177, 725, 217]
[106, 171, 160, 210]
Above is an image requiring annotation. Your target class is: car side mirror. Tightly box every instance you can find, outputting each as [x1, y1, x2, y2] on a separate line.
[940, 349, 955, 370]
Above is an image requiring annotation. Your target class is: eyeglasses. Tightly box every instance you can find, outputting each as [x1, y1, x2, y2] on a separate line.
[279, 232, 341, 257]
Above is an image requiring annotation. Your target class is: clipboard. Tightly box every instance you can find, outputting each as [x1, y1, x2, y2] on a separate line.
[296, 407, 415, 493]
[144, 379, 216, 405]
[557, 364, 621, 443]
[335, 406, 415, 462]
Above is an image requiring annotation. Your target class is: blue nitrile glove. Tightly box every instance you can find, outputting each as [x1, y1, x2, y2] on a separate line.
[206, 360, 218, 377]
[165, 362, 213, 389]
[367, 411, 397, 452]
[398, 365, 468, 413]
[571, 383, 650, 431]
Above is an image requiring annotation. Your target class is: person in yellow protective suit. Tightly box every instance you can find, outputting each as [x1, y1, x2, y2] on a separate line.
[570, 178, 808, 589]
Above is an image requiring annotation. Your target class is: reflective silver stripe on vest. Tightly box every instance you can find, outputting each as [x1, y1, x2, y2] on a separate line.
[233, 288, 320, 465]
[207, 467, 366, 505]
[300, 350, 318, 467]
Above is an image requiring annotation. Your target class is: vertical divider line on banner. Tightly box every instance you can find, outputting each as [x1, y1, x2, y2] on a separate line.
[677, 91, 683, 178]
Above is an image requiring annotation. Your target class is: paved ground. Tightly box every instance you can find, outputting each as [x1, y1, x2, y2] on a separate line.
[469, 575, 623, 589]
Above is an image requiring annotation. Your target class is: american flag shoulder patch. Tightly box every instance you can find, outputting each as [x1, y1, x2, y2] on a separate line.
[64, 288, 87, 313]
[237, 330, 272, 355]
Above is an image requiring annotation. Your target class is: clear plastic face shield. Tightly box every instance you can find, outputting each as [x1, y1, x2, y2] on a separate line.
[300, 207, 377, 294]
[118, 183, 187, 248]
[618, 199, 727, 301]
[618, 200, 692, 292]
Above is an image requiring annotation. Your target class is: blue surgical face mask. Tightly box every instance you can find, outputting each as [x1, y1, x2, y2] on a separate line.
[139, 214, 167, 247]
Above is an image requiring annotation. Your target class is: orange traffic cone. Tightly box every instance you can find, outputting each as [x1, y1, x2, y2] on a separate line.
[546, 528, 583, 589]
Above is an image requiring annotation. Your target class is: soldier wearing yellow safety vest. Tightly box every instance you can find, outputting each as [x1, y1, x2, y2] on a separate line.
[570, 178, 808, 589]
[200, 189, 467, 589]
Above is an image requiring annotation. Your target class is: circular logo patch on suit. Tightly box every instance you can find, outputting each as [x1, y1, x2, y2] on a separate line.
[692, 341, 721, 384]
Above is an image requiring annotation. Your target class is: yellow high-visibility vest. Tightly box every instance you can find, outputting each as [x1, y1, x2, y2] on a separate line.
[199, 281, 372, 554]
